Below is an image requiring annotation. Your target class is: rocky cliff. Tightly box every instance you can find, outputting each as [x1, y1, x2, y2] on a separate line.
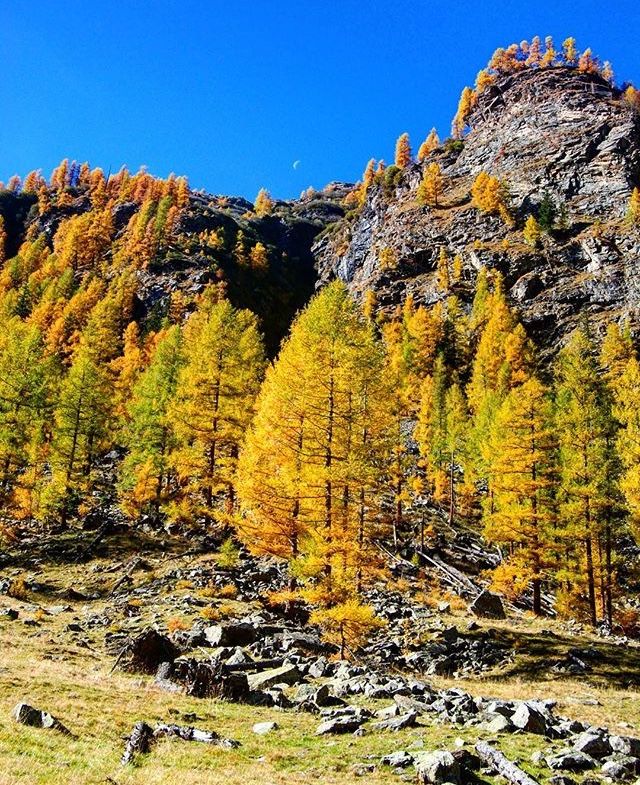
[314, 67, 640, 352]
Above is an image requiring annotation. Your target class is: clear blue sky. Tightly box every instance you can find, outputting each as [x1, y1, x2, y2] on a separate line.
[1, 1, 639, 200]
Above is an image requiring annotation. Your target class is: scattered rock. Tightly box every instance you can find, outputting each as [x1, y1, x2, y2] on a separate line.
[316, 717, 363, 735]
[12, 703, 71, 735]
[247, 664, 303, 690]
[116, 628, 180, 674]
[415, 750, 461, 785]
[252, 721, 279, 735]
[610, 736, 640, 756]
[204, 622, 257, 647]
[547, 751, 597, 771]
[511, 703, 548, 735]
[381, 750, 414, 768]
[373, 710, 418, 732]
[574, 731, 612, 759]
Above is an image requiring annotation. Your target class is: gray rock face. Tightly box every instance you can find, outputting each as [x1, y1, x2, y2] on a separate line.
[610, 735, 640, 756]
[381, 750, 414, 768]
[372, 710, 418, 732]
[314, 67, 640, 355]
[573, 731, 612, 758]
[316, 716, 363, 735]
[204, 622, 257, 647]
[415, 750, 462, 784]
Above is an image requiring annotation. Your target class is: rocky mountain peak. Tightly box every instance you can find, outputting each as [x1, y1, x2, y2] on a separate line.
[313, 65, 640, 354]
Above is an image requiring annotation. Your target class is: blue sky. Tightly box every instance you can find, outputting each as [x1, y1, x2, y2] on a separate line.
[1, 1, 639, 200]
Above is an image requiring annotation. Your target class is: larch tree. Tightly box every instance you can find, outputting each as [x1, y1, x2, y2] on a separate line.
[562, 37, 578, 66]
[627, 188, 640, 224]
[555, 327, 621, 626]
[443, 382, 470, 524]
[237, 282, 390, 611]
[43, 347, 113, 525]
[254, 188, 274, 216]
[0, 321, 51, 518]
[484, 377, 557, 613]
[169, 293, 265, 526]
[615, 355, 640, 537]
[436, 247, 450, 291]
[394, 133, 412, 168]
[452, 87, 475, 138]
[417, 163, 445, 207]
[118, 326, 184, 523]
[417, 129, 440, 161]
[523, 215, 542, 247]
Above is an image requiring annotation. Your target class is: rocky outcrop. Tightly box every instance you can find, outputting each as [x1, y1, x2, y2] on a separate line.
[314, 67, 640, 353]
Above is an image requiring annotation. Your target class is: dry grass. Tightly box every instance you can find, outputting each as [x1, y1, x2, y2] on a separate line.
[2, 532, 640, 784]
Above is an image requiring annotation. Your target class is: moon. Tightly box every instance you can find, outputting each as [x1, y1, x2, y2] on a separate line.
[292, 160, 301, 170]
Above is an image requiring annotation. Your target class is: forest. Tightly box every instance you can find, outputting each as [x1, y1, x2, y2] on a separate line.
[1, 35, 640, 655]
[0, 161, 639, 643]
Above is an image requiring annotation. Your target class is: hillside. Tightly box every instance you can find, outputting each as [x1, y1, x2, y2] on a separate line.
[3, 36, 640, 785]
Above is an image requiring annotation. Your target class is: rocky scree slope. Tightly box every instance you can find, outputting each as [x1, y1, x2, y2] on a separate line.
[314, 67, 640, 352]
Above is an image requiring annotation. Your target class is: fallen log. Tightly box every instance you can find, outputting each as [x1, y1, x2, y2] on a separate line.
[475, 742, 540, 785]
[121, 721, 154, 765]
[220, 658, 284, 673]
[121, 721, 240, 764]
[154, 723, 240, 748]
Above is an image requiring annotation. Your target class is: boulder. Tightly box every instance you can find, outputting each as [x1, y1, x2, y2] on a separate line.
[372, 710, 418, 732]
[601, 760, 634, 781]
[511, 703, 547, 734]
[415, 750, 461, 785]
[573, 731, 612, 759]
[484, 714, 514, 733]
[204, 622, 256, 647]
[316, 716, 363, 735]
[247, 664, 303, 690]
[119, 628, 180, 674]
[610, 736, 640, 757]
[381, 751, 414, 768]
[469, 590, 506, 619]
[252, 721, 279, 735]
[547, 751, 597, 771]
[12, 703, 71, 735]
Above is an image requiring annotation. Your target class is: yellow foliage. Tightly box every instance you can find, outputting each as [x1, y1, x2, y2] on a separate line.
[254, 188, 274, 216]
[470, 172, 511, 223]
[417, 129, 440, 161]
[523, 215, 541, 247]
[417, 163, 444, 207]
[378, 246, 398, 271]
[627, 187, 640, 224]
[394, 132, 412, 168]
[310, 600, 384, 658]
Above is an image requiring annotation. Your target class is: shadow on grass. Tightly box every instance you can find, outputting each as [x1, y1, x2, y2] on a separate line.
[475, 625, 640, 690]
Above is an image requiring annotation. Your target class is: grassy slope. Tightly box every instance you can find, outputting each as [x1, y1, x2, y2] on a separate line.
[1, 534, 640, 785]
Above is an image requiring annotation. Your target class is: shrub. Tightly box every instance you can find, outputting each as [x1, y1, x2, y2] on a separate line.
[216, 537, 240, 569]
[218, 583, 238, 600]
[310, 600, 385, 658]
[167, 617, 189, 633]
[7, 577, 28, 600]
